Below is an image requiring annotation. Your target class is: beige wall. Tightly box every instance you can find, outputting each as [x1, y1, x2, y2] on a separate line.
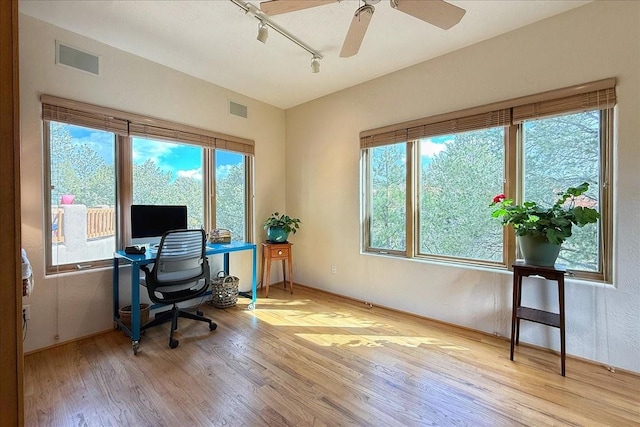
[19, 14, 286, 352]
[286, 1, 640, 373]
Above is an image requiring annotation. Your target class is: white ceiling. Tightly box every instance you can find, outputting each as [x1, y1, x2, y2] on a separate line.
[19, 0, 590, 109]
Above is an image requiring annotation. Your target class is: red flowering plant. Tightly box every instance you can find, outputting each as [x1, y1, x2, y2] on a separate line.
[490, 182, 600, 245]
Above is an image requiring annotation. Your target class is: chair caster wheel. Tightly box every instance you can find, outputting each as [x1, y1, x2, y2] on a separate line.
[209, 322, 217, 331]
[170, 339, 179, 349]
[196, 310, 203, 316]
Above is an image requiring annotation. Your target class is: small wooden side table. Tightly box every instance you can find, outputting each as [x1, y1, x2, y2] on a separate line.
[260, 242, 293, 298]
[510, 261, 567, 376]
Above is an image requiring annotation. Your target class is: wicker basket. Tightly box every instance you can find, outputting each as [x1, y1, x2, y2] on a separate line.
[208, 229, 231, 244]
[118, 303, 150, 329]
[209, 271, 239, 308]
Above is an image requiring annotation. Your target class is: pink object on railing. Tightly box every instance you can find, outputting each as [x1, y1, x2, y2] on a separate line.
[60, 195, 75, 204]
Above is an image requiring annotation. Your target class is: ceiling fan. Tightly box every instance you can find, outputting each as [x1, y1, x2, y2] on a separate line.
[259, 0, 466, 57]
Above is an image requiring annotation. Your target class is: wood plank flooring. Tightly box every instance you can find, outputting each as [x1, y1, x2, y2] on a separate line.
[24, 285, 640, 426]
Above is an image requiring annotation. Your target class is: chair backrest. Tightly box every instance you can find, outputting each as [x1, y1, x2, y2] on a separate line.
[144, 229, 210, 305]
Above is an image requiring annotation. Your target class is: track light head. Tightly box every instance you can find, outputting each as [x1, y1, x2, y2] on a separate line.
[257, 21, 268, 44]
[311, 56, 320, 73]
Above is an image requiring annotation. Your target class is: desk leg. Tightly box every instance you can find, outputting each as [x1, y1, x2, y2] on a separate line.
[223, 253, 230, 274]
[250, 246, 257, 310]
[510, 271, 519, 361]
[559, 276, 566, 376]
[281, 259, 286, 290]
[113, 258, 119, 328]
[260, 249, 266, 291]
[131, 265, 141, 355]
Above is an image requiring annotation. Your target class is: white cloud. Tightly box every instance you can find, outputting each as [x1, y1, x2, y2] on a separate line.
[132, 138, 177, 164]
[177, 168, 202, 180]
[420, 138, 449, 158]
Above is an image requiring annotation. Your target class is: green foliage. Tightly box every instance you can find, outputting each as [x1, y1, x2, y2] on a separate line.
[263, 212, 301, 235]
[370, 144, 406, 250]
[369, 110, 602, 271]
[419, 128, 504, 261]
[50, 123, 244, 236]
[490, 182, 600, 245]
[216, 163, 246, 241]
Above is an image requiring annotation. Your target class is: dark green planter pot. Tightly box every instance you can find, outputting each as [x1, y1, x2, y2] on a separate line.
[266, 226, 289, 243]
[518, 235, 561, 266]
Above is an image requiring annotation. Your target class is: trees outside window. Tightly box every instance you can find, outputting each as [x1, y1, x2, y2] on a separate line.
[47, 121, 116, 268]
[362, 106, 612, 281]
[45, 123, 253, 273]
[216, 150, 247, 242]
[132, 137, 204, 229]
[523, 111, 601, 271]
[368, 144, 407, 252]
[419, 128, 504, 262]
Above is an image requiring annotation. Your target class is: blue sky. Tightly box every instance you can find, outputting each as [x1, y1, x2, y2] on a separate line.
[67, 125, 241, 180]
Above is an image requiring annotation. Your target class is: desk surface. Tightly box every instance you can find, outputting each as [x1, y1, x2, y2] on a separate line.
[115, 241, 257, 263]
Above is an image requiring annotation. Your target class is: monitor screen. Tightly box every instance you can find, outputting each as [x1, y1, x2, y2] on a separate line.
[130, 205, 188, 245]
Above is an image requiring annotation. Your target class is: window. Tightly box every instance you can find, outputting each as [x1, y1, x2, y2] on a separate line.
[132, 137, 204, 229]
[522, 111, 604, 273]
[419, 128, 505, 262]
[361, 79, 615, 281]
[46, 121, 117, 269]
[42, 96, 254, 274]
[215, 150, 249, 242]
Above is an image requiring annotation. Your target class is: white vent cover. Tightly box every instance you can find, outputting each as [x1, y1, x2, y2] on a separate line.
[55, 41, 100, 75]
[229, 101, 248, 118]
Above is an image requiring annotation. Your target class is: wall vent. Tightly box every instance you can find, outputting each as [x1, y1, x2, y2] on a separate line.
[229, 101, 248, 118]
[56, 41, 100, 76]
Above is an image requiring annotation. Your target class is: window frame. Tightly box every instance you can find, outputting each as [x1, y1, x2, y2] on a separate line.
[361, 80, 615, 282]
[42, 95, 254, 275]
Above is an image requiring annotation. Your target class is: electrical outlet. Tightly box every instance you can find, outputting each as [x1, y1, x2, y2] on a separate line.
[22, 305, 31, 320]
[331, 265, 337, 274]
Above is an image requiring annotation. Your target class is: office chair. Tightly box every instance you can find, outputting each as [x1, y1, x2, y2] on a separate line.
[140, 228, 216, 349]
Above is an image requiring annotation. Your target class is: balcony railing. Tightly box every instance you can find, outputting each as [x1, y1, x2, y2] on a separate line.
[52, 206, 115, 243]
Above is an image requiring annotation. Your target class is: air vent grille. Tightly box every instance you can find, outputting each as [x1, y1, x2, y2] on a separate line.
[56, 41, 100, 75]
[229, 101, 248, 118]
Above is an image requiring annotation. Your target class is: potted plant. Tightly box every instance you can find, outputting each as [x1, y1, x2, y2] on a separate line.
[490, 182, 600, 266]
[263, 212, 301, 243]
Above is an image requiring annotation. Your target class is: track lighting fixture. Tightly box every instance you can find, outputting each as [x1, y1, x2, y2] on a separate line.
[311, 56, 320, 74]
[257, 21, 268, 43]
[230, 0, 323, 72]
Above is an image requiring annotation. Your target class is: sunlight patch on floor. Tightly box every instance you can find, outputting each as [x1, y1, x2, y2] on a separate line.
[295, 333, 469, 350]
[247, 308, 382, 328]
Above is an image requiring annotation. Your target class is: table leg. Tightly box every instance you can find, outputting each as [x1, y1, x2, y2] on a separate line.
[281, 259, 286, 290]
[265, 255, 272, 298]
[510, 270, 519, 361]
[287, 254, 293, 294]
[559, 276, 566, 376]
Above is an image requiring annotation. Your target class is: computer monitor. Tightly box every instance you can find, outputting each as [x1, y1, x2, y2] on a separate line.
[130, 204, 188, 246]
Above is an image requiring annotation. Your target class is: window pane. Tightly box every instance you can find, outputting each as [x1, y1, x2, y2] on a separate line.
[369, 143, 406, 251]
[132, 137, 204, 229]
[523, 111, 601, 271]
[49, 121, 116, 266]
[215, 150, 246, 241]
[419, 128, 504, 261]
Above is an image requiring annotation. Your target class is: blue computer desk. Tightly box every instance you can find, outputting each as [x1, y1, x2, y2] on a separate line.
[113, 241, 257, 354]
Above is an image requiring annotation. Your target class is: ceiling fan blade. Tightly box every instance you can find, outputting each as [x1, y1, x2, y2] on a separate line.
[340, 5, 375, 58]
[260, 0, 338, 16]
[390, 0, 465, 30]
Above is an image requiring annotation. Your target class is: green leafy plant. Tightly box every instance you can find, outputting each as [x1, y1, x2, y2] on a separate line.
[263, 212, 301, 235]
[490, 182, 600, 245]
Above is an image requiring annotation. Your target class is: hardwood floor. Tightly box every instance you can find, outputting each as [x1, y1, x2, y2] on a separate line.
[24, 285, 640, 426]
